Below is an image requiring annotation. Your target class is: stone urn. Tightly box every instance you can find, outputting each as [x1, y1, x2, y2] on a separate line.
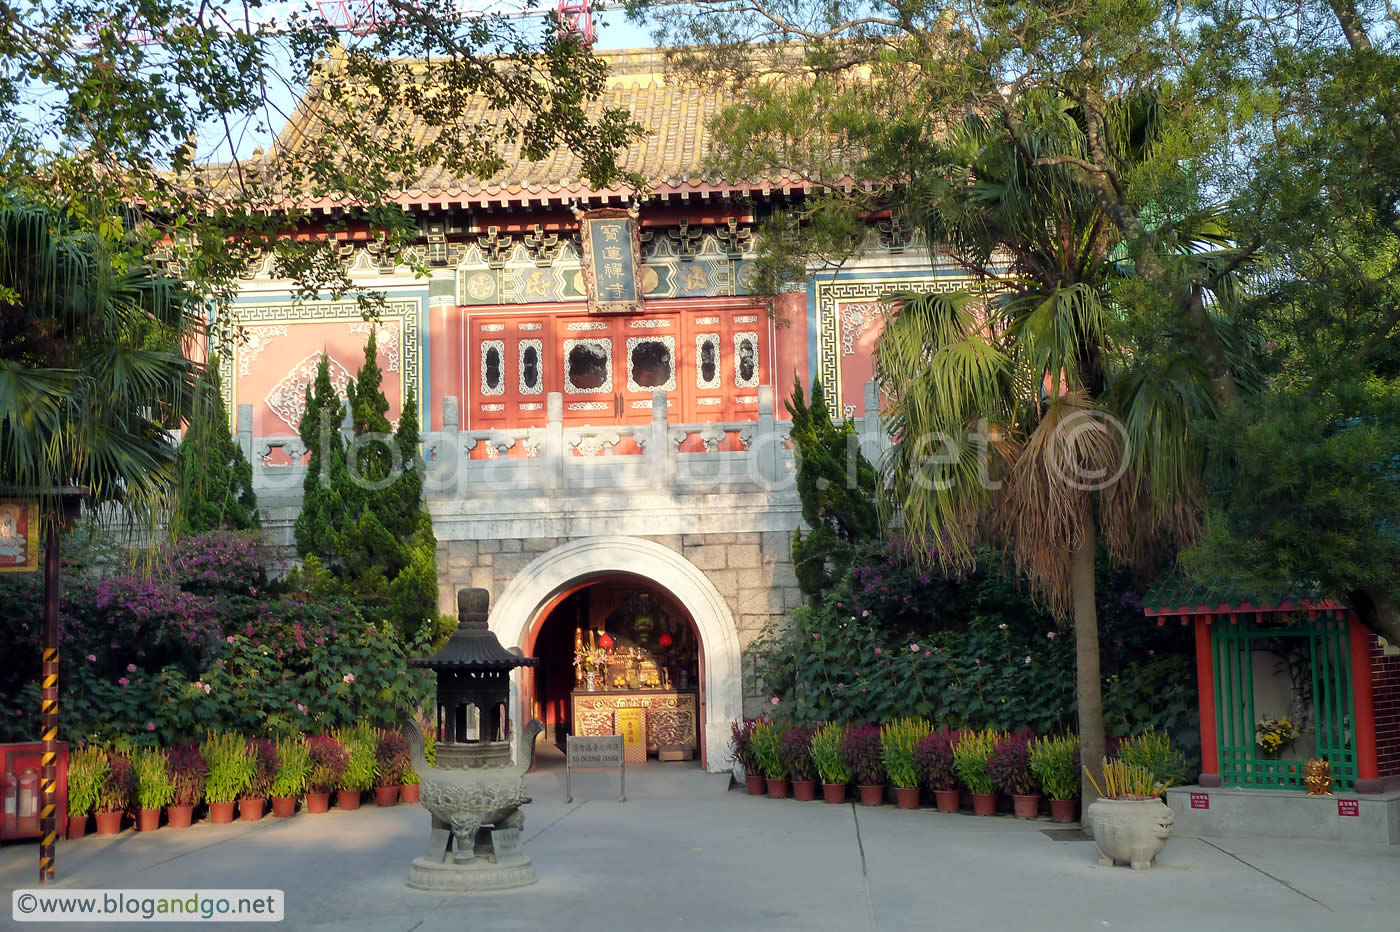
[1084, 797, 1175, 870]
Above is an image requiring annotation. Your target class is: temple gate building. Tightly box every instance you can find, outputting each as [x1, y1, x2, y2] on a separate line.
[222, 48, 981, 770]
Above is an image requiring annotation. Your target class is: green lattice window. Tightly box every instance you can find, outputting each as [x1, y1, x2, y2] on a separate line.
[1213, 613, 1356, 791]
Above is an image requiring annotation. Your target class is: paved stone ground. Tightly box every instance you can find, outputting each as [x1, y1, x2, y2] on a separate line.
[4, 757, 1398, 931]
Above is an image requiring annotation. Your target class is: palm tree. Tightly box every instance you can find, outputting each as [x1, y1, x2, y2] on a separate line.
[877, 94, 1230, 803]
[0, 197, 200, 526]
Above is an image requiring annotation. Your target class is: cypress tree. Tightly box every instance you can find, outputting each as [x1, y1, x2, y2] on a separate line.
[787, 376, 879, 600]
[176, 358, 260, 536]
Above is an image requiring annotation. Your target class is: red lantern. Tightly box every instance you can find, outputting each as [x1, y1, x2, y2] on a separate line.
[658, 633, 673, 648]
[598, 632, 614, 650]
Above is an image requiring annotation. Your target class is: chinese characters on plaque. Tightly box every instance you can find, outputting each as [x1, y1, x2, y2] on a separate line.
[577, 207, 644, 314]
[0, 500, 38, 573]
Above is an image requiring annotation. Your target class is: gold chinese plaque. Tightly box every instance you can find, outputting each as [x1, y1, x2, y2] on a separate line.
[0, 500, 38, 573]
[578, 207, 644, 315]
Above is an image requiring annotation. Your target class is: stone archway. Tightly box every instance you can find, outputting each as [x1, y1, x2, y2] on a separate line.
[489, 536, 741, 772]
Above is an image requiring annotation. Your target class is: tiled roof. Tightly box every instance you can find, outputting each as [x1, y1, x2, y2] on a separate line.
[1141, 573, 1346, 616]
[255, 47, 834, 210]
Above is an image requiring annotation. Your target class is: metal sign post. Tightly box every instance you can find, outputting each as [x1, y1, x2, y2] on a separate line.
[565, 735, 625, 803]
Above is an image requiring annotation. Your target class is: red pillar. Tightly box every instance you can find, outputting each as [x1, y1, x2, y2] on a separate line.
[1194, 615, 1222, 787]
[1350, 614, 1381, 793]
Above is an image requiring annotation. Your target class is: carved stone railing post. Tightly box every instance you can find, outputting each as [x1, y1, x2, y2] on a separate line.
[756, 385, 779, 486]
[237, 403, 255, 478]
[861, 380, 885, 466]
[545, 392, 564, 490]
[437, 396, 460, 492]
[650, 390, 673, 491]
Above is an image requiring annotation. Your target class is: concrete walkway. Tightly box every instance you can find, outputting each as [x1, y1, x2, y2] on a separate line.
[4, 760, 1398, 931]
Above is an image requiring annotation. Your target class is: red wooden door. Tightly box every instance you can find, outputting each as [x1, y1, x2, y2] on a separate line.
[467, 312, 552, 429]
[679, 305, 771, 421]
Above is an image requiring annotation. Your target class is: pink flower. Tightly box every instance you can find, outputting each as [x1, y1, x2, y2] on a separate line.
[813, 633, 820, 640]
[998, 623, 1008, 631]
[770, 697, 780, 706]
[146, 721, 156, 731]
[1024, 656, 1032, 665]
[862, 610, 870, 617]
[296, 703, 307, 714]
[342, 673, 355, 684]
[226, 635, 235, 644]
[874, 647, 882, 655]
[126, 663, 137, 673]
[118, 677, 129, 686]
[1046, 631, 1056, 639]
[909, 644, 920, 652]
[837, 682, 845, 689]
[974, 658, 980, 665]
[924, 650, 931, 657]
[87, 654, 96, 662]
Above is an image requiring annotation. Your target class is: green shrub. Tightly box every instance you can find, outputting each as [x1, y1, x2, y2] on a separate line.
[953, 729, 1001, 795]
[132, 747, 175, 810]
[749, 721, 787, 780]
[809, 724, 850, 785]
[201, 732, 253, 804]
[1116, 729, 1189, 789]
[881, 718, 931, 789]
[1029, 734, 1080, 801]
[67, 747, 108, 818]
[336, 726, 378, 792]
[271, 737, 311, 798]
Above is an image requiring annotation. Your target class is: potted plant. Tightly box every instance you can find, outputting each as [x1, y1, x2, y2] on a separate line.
[1084, 759, 1176, 870]
[94, 750, 133, 835]
[780, 725, 818, 801]
[1254, 714, 1299, 760]
[953, 729, 1001, 816]
[334, 726, 377, 810]
[750, 720, 789, 799]
[401, 728, 429, 805]
[730, 719, 763, 795]
[241, 738, 279, 821]
[132, 747, 174, 832]
[375, 730, 409, 806]
[914, 728, 961, 812]
[810, 723, 850, 803]
[842, 724, 886, 806]
[1029, 734, 1080, 823]
[1117, 730, 1189, 788]
[989, 731, 1041, 819]
[305, 735, 348, 814]
[270, 736, 310, 817]
[167, 744, 206, 829]
[882, 718, 930, 810]
[65, 747, 107, 840]
[201, 732, 253, 824]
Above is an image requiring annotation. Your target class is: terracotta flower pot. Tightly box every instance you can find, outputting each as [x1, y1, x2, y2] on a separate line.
[745, 773, 765, 795]
[400, 783, 420, 804]
[858, 784, 885, 807]
[271, 796, 296, 818]
[208, 801, 236, 824]
[1049, 798, 1078, 824]
[1012, 793, 1042, 820]
[971, 792, 997, 816]
[792, 779, 818, 801]
[933, 789, 960, 813]
[66, 815, 88, 840]
[337, 789, 361, 811]
[305, 792, 331, 814]
[766, 777, 789, 799]
[94, 811, 123, 835]
[894, 787, 920, 810]
[239, 798, 265, 821]
[822, 783, 848, 804]
[137, 808, 161, 832]
[375, 785, 399, 807]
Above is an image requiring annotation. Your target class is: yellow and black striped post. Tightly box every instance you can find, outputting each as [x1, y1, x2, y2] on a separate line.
[39, 518, 61, 884]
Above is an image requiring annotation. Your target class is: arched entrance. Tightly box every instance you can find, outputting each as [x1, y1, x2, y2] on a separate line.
[489, 536, 742, 772]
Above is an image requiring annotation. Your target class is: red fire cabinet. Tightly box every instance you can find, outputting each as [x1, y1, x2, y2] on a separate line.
[1, 742, 68, 840]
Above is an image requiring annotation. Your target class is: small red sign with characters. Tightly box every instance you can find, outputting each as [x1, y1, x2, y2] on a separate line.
[1338, 799, 1360, 817]
[1190, 792, 1210, 810]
